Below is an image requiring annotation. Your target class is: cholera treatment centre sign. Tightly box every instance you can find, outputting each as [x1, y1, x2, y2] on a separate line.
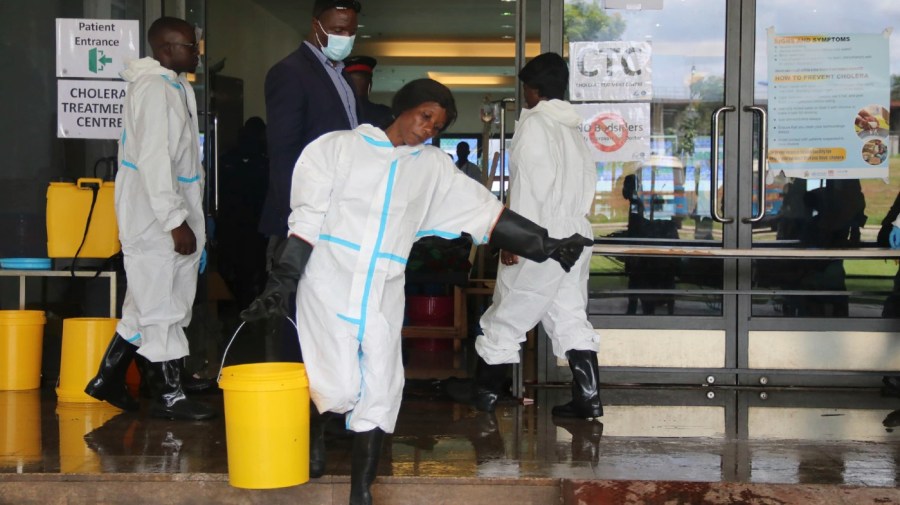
[767, 29, 892, 179]
[56, 18, 139, 139]
[569, 41, 652, 163]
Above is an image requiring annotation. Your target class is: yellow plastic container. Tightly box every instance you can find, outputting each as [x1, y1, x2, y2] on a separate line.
[0, 390, 42, 469]
[46, 178, 120, 258]
[56, 402, 121, 473]
[0, 310, 46, 390]
[218, 362, 310, 489]
[56, 318, 119, 403]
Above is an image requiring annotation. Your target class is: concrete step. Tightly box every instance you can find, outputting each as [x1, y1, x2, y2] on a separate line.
[3, 474, 900, 505]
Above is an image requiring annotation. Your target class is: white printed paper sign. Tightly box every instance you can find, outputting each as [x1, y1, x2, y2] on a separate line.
[575, 103, 651, 162]
[767, 31, 891, 179]
[569, 41, 652, 101]
[57, 18, 140, 78]
[57, 79, 127, 139]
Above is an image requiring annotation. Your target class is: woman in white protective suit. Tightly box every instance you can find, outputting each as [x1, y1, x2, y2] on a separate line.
[240, 78, 593, 505]
[450, 52, 603, 420]
[84, 17, 215, 421]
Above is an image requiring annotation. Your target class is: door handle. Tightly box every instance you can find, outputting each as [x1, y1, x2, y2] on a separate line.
[213, 114, 219, 214]
[709, 105, 735, 224]
[742, 105, 768, 224]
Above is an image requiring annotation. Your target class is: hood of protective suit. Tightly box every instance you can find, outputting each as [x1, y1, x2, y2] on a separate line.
[120, 57, 176, 82]
[519, 99, 582, 128]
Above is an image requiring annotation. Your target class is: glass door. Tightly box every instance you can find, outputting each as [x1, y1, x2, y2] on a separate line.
[543, 0, 899, 386]
[543, 0, 739, 385]
[740, 0, 900, 386]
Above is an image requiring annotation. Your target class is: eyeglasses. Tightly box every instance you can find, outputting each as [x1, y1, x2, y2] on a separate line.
[169, 42, 199, 51]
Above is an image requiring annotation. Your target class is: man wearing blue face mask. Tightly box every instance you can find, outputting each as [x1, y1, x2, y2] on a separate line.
[261, 0, 360, 265]
[259, 0, 361, 360]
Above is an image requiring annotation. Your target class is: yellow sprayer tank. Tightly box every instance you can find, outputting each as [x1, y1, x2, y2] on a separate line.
[46, 178, 119, 258]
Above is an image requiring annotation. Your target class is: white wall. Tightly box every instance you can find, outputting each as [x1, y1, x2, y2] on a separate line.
[207, 0, 303, 120]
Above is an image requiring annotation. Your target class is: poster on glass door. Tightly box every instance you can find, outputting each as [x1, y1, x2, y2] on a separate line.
[767, 29, 891, 179]
[569, 41, 652, 101]
[575, 103, 651, 162]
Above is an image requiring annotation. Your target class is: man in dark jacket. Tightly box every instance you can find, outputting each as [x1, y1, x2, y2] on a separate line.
[259, 0, 361, 250]
[258, 0, 361, 361]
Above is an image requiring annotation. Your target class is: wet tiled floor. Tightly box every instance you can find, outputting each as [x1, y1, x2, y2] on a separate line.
[4, 382, 900, 489]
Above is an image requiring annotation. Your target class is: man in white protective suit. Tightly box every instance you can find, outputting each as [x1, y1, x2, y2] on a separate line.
[240, 78, 593, 505]
[451, 52, 603, 420]
[84, 16, 216, 421]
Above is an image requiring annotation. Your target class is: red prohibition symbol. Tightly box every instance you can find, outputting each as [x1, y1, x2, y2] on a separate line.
[589, 113, 629, 152]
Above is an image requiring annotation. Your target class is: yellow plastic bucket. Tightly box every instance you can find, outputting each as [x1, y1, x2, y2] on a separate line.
[219, 362, 310, 489]
[0, 390, 42, 470]
[56, 402, 120, 473]
[46, 178, 120, 258]
[0, 310, 46, 390]
[56, 318, 119, 403]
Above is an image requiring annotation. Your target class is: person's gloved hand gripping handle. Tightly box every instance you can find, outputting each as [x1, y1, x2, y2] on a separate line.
[488, 209, 593, 272]
[890, 225, 900, 249]
[240, 235, 314, 321]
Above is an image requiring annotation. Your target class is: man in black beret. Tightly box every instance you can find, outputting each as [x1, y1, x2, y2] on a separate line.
[344, 55, 394, 129]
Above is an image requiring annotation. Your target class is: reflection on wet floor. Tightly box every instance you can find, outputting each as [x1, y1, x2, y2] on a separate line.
[3, 384, 900, 488]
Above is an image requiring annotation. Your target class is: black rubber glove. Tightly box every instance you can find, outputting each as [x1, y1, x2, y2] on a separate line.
[240, 235, 313, 321]
[488, 209, 593, 273]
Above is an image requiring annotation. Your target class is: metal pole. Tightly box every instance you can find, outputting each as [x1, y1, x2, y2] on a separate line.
[497, 98, 516, 205]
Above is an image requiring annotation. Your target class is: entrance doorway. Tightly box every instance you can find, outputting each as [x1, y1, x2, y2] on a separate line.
[538, 0, 900, 387]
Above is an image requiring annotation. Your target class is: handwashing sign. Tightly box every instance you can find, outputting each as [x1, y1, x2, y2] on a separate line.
[56, 18, 139, 79]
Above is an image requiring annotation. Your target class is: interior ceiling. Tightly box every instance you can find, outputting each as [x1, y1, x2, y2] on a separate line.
[251, 0, 543, 94]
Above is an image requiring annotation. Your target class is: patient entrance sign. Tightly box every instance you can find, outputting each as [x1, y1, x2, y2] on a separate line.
[56, 18, 139, 78]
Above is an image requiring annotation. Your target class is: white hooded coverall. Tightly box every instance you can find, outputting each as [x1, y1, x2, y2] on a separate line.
[289, 124, 505, 433]
[115, 57, 205, 362]
[476, 99, 599, 364]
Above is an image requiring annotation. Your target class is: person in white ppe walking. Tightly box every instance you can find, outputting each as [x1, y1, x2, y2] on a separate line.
[85, 16, 216, 421]
[240, 78, 593, 505]
[452, 52, 603, 420]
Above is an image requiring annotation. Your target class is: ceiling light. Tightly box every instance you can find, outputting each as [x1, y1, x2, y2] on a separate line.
[501, 12, 514, 16]
[357, 40, 541, 58]
[428, 72, 515, 87]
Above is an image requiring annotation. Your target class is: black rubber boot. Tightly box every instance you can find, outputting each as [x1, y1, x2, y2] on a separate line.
[148, 360, 217, 420]
[473, 357, 510, 413]
[444, 355, 509, 413]
[882, 376, 900, 398]
[135, 354, 155, 399]
[552, 349, 603, 419]
[553, 416, 604, 465]
[349, 428, 385, 505]
[84, 333, 139, 411]
[182, 356, 216, 394]
[309, 403, 328, 478]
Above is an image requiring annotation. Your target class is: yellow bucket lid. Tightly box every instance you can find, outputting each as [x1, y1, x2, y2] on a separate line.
[0, 310, 46, 324]
[218, 362, 308, 392]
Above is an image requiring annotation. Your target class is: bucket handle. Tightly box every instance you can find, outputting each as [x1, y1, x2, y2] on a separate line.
[216, 316, 300, 382]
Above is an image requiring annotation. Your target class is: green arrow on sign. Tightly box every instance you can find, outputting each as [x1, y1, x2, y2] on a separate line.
[88, 48, 113, 73]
